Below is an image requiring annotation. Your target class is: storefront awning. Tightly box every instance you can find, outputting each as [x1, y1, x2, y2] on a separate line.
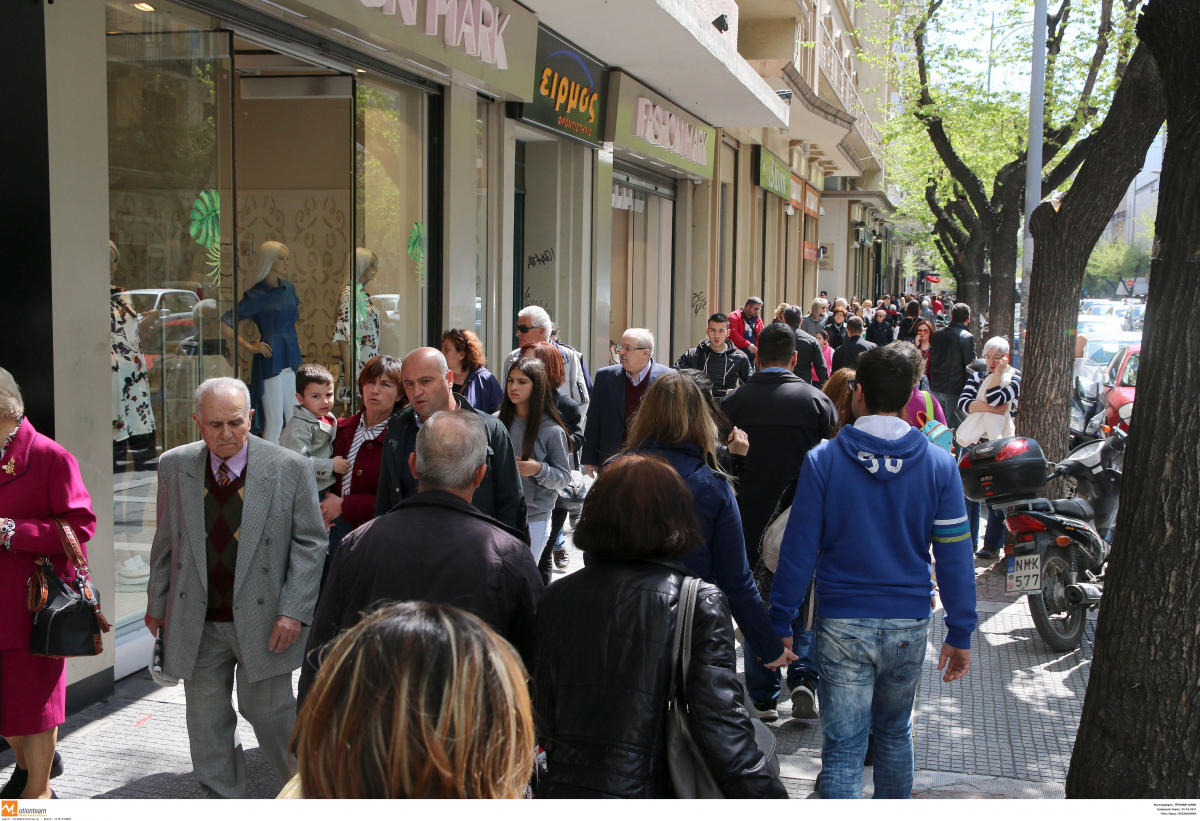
[519, 0, 789, 129]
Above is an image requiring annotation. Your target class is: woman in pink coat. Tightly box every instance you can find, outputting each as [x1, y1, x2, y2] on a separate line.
[0, 368, 96, 799]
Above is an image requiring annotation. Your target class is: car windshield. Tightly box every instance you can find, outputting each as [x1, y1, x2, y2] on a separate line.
[127, 294, 158, 313]
[1119, 353, 1139, 387]
[1086, 340, 1129, 364]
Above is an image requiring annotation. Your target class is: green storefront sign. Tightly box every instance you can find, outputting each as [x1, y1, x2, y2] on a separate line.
[755, 145, 791, 200]
[524, 27, 608, 145]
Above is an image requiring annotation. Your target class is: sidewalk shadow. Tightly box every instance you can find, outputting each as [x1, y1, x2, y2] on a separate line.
[92, 747, 282, 799]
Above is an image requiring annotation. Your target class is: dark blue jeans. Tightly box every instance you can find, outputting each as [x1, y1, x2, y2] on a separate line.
[967, 500, 1006, 552]
[744, 608, 819, 704]
[815, 617, 931, 799]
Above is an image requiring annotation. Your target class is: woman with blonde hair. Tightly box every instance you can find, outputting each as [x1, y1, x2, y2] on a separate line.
[624, 372, 790, 704]
[286, 602, 535, 798]
[773, 302, 791, 323]
[822, 367, 857, 437]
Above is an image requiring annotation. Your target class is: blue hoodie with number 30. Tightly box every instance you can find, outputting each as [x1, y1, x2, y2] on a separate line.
[768, 422, 978, 650]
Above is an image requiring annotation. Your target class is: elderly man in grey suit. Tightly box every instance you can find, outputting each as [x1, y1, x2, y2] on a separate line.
[145, 377, 326, 798]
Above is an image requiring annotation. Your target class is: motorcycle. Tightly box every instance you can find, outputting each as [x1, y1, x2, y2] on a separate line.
[1069, 375, 1105, 450]
[958, 404, 1130, 651]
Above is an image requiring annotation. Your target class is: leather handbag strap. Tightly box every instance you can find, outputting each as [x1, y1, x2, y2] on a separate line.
[53, 518, 88, 571]
[678, 577, 701, 689]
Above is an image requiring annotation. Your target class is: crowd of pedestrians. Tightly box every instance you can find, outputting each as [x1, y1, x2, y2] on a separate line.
[0, 284, 1008, 801]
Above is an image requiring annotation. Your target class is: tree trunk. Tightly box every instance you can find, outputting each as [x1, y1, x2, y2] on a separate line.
[1065, 5, 1198, 795]
[1018, 42, 1164, 470]
[986, 170, 1025, 345]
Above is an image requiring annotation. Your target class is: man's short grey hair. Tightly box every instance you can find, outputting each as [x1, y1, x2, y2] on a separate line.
[984, 337, 1011, 357]
[415, 410, 488, 491]
[888, 341, 925, 387]
[194, 377, 252, 417]
[622, 327, 655, 356]
[0, 368, 24, 420]
[517, 306, 553, 338]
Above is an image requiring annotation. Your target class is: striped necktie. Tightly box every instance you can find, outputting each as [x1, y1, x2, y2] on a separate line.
[217, 461, 231, 487]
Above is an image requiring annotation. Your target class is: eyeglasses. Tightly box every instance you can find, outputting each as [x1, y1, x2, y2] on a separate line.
[984, 354, 1007, 362]
[516, 324, 535, 334]
[613, 345, 649, 354]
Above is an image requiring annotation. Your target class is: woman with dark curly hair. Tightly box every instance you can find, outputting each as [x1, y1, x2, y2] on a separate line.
[441, 328, 502, 413]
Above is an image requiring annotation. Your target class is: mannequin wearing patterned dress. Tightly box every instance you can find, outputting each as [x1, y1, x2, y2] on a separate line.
[220, 241, 303, 443]
[110, 241, 156, 468]
[333, 248, 380, 404]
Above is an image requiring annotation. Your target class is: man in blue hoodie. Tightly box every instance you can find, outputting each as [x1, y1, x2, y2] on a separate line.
[768, 346, 977, 799]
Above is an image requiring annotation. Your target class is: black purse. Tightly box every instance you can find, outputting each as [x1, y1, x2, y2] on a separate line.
[27, 518, 111, 658]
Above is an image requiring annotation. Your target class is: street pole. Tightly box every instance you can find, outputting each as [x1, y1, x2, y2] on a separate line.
[987, 12, 995, 95]
[1020, 0, 1046, 366]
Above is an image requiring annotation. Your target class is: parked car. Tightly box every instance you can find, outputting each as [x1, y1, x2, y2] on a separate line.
[1122, 303, 1145, 331]
[1077, 315, 1125, 337]
[1099, 343, 1139, 434]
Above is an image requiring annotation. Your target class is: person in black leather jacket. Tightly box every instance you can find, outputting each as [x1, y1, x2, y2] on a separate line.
[532, 454, 788, 799]
[782, 306, 829, 386]
[929, 303, 976, 428]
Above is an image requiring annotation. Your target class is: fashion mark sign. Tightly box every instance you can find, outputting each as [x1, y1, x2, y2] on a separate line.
[357, 0, 514, 69]
[633, 98, 708, 165]
[525, 27, 608, 145]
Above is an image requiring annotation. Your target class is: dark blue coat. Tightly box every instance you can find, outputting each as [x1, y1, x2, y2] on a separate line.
[581, 361, 670, 467]
[633, 440, 781, 666]
[461, 367, 503, 414]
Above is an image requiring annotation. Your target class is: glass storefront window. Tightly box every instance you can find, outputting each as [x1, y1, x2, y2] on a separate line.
[475, 98, 491, 343]
[106, 1, 427, 632]
[106, 1, 232, 629]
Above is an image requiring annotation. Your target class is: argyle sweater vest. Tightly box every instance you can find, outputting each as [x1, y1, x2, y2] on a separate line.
[623, 376, 650, 445]
[204, 459, 246, 622]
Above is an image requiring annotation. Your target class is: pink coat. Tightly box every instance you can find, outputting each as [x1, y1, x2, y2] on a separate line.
[0, 419, 96, 651]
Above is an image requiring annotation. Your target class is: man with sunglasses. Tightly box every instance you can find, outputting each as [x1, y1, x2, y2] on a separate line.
[504, 306, 590, 420]
[581, 328, 669, 477]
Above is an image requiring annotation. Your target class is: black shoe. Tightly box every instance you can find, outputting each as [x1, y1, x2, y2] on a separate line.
[0, 767, 27, 799]
[553, 549, 569, 570]
[752, 700, 779, 721]
[975, 547, 1001, 560]
[51, 751, 64, 780]
[789, 679, 819, 719]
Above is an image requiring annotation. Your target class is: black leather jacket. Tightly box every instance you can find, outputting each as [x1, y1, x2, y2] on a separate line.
[930, 322, 976, 396]
[533, 559, 787, 799]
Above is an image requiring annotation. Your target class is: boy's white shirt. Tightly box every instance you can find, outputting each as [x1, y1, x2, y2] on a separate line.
[853, 415, 911, 441]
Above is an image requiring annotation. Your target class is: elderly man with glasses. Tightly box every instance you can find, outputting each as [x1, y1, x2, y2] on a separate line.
[503, 306, 590, 420]
[581, 328, 669, 477]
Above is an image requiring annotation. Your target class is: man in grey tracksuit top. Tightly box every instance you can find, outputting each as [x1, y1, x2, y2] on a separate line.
[675, 313, 752, 398]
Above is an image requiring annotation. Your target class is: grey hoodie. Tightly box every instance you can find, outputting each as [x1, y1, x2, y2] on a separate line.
[505, 415, 573, 521]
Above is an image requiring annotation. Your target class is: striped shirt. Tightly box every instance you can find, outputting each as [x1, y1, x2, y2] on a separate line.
[342, 414, 391, 496]
[957, 368, 1021, 416]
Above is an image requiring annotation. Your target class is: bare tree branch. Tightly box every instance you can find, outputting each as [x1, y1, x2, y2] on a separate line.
[1042, 132, 1096, 196]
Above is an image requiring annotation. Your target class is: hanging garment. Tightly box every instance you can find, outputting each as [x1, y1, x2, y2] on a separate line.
[111, 293, 156, 442]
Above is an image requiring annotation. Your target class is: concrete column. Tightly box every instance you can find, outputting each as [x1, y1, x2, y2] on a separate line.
[44, 0, 116, 695]
[442, 82, 479, 334]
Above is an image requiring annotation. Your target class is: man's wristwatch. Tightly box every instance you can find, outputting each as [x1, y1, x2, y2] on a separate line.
[0, 518, 15, 551]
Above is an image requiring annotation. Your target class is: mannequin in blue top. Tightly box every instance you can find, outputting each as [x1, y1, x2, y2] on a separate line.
[221, 241, 303, 443]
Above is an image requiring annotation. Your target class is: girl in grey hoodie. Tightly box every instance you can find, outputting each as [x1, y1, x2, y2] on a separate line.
[498, 357, 573, 562]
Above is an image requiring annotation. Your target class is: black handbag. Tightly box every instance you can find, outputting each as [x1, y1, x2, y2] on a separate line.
[27, 518, 111, 658]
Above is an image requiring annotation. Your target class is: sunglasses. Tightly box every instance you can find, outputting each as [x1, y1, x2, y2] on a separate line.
[847, 378, 857, 391]
[516, 324, 536, 334]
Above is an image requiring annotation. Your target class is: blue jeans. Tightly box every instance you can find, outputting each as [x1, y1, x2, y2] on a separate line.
[744, 609, 819, 704]
[815, 617, 930, 799]
[967, 500, 1006, 552]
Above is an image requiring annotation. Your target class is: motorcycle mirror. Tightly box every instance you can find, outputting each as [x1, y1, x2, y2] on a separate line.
[1118, 402, 1133, 421]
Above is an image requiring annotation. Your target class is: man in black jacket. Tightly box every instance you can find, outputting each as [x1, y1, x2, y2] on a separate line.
[721, 322, 837, 719]
[782, 305, 829, 386]
[929, 303, 976, 428]
[865, 308, 894, 347]
[831, 315, 877, 372]
[376, 348, 527, 537]
[674, 313, 750, 398]
[301, 410, 541, 703]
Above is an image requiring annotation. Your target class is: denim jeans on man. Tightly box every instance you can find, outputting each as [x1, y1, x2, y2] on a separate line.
[815, 617, 930, 799]
[745, 603, 818, 704]
[967, 499, 1006, 552]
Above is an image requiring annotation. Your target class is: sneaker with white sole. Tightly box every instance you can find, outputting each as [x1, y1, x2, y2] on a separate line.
[752, 700, 779, 722]
[790, 680, 818, 719]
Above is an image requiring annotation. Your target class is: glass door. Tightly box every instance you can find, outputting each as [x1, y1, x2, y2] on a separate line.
[610, 181, 675, 364]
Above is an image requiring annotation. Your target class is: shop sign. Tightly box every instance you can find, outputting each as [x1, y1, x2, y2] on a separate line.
[790, 173, 805, 211]
[525, 27, 607, 145]
[804, 183, 820, 219]
[304, 0, 538, 99]
[606, 71, 715, 179]
[803, 240, 819, 261]
[755, 146, 790, 200]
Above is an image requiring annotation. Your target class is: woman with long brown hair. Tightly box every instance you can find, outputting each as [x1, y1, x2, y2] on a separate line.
[286, 602, 535, 798]
[497, 357, 572, 563]
[518, 343, 582, 579]
[823, 367, 857, 437]
[911, 317, 936, 375]
[624, 372, 790, 695]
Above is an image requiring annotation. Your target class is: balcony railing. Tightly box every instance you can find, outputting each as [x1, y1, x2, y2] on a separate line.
[818, 18, 883, 165]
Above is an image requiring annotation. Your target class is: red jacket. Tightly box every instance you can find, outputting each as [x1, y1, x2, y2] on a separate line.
[332, 412, 388, 525]
[728, 308, 764, 352]
[0, 419, 96, 650]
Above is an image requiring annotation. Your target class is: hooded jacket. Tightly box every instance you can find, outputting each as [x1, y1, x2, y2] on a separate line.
[674, 339, 750, 398]
[767, 421, 978, 650]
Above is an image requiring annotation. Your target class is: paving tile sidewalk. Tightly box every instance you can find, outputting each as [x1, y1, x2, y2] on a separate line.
[1, 544, 1092, 799]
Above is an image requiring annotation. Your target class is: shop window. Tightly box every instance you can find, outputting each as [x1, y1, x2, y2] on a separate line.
[475, 98, 492, 344]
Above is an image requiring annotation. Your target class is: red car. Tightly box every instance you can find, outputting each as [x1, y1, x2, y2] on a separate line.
[1100, 343, 1138, 433]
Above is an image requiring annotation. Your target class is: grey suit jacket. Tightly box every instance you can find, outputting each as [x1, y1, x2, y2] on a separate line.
[146, 437, 327, 683]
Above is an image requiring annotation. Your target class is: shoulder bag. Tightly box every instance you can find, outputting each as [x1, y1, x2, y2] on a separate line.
[27, 518, 111, 658]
